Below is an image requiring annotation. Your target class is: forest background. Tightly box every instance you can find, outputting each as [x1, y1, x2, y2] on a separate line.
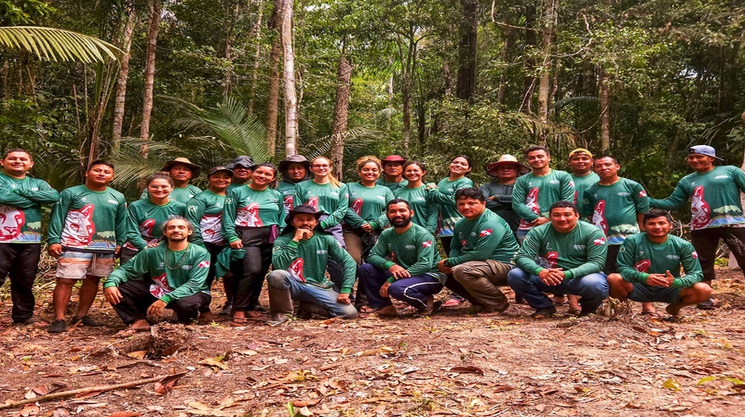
[1, 0, 745, 211]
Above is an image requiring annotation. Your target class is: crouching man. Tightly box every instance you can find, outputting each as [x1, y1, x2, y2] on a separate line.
[607, 209, 711, 317]
[267, 205, 357, 325]
[507, 201, 609, 318]
[358, 199, 445, 316]
[103, 216, 211, 331]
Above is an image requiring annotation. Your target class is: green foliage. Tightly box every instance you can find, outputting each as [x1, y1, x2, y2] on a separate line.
[0, 26, 121, 62]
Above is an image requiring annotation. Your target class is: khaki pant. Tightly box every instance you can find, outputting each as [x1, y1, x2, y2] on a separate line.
[452, 260, 514, 311]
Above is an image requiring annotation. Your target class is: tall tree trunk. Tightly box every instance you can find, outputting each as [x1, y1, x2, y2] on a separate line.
[140, 0, 162, 157]
[280, 0, 298, 156]
[247, 0, 264, 115]
[599, 68, 611, 152]
[112, 3, 137, 153]
[536, 0, 557, 130]
[401, 72, 411, 157]
[442, 24, 453, 97]
[265, 0, 282, 155]
[496, 27, 511, 107]
[456, 0, 478, 101]
[520, 5, 537, 113]
[330, 51, 352, 180]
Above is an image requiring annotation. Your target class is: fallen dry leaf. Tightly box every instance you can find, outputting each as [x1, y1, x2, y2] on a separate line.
[126, 351, 147, 360]
[108, 412, 142, 417]
[292, 399, 321, 407]
[20, 404, 40, 416]
[200, 357, 229, 370]
[449, 366, 484, 375]
[154, 379, 177, 395]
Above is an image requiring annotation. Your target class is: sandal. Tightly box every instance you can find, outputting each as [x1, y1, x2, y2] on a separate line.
[231, 317, 249, 327]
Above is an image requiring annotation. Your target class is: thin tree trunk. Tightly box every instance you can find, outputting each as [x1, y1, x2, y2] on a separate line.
[265, 0, 282, 155]
[536, 0, 557, 129]
[112, 3, 137, 153]
[456, 0, 478, 101]
[281, 0, 297, 156]
[599, 68, 611, 152]
[247, 0, 265, 115]
[222, 0, 239, 97]
[520, 5, 537, 113]
[496, 27, 511, 107]
[140, 0, 162, 157]
[1, 59, 8, 99]
[443, 24, 453, 97]
[330, 51, 352, 180]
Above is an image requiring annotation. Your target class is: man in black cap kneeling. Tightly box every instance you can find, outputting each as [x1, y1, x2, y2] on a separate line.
[267, 204, 358, 325]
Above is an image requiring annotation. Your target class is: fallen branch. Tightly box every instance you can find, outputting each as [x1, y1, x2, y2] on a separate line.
[0, 372, 187, 410]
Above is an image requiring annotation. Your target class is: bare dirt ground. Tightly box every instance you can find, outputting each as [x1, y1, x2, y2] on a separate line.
[1, 269, 744, 417]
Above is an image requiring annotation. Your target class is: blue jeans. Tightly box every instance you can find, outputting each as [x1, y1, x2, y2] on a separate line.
[266, 270, 357, 318]
[357, 263, 443, 310]
[507, 268, 608, 312]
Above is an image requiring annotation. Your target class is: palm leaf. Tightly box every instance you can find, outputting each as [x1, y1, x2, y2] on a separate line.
[0, 26, 121, 63]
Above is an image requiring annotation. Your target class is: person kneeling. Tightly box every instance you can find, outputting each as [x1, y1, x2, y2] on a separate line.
[103, 217, 212, 332]
[607, 209, 711, 318]
[358, 199, 445, 316]
[507, 201, 609, 318]
[267, 205, 357, 325]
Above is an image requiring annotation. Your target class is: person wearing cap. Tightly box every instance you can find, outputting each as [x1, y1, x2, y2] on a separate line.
[186, 166, 234, 316]
[606, 209, 711, 319]
[394, 161, 438, 235]
[377, 155, 408, 192]
[121, 173, 187, 265]
[581, 156, 652, 314]
[480, 154, 529, 234]
[144, 157, 203, 204]
[267, 204, 357, 325]
[512, 145, 575, 243]
[567, 148, 599, 209]
[223, 163, 285, 324]
[650, 145, 745, 309]
[277, 154, 311, 214]
[227, 155, 254, 192]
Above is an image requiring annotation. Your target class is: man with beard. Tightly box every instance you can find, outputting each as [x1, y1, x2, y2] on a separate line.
[437, 188, 519, 315]
[377, 155, 408, 192]
[650, 145, 745, 309]
[227, 155, 254, 191]
[103, 216, 212, 332]
[507, 201, 608, 318]
[357, 199, 445, 316]
[143, 158, 202, 203]
[567, 148, 599, 209]
[267, 205, 357, 325]
[606, 209, 711, 318]
[582, 156, 652, 314]
[512, 146, 575, 243]
[0, 148, 59, 325]
[277, 154, 311, 214]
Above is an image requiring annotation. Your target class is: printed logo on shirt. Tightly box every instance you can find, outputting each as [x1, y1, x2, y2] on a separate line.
[639, 190, 647, 198]
[572, 245, 586, 250]
[692, 251, 698, 258]
[316, 250, 328, 255]
[592, 201, 609, 235]
[61, 204, 95, 246]
[139, 218, 156, 238]
[405, 244, 416, 250]
[666, 254, 680, 260]
[715, 175, 729, 180]
[188, 205, 198, 213]
[108, 199, 119, 205]
[236, 202, 263, 227]
[351, 198, 364, 215]
[617, 192, 630, 197]
[634, 259, 650, 272]
[182, 265, 192, 270]
[198, 260, 210, 268]
[422, 240, 432, 248]
[307, 197, 319, 210]
[479, 228, 493, 237]
[462, 239, 468, 247]
[519, 188, 541, 230]
[691, 186, 712, 229]
[289, 258, 305, 282]
[593, 237, 606, 245]
[541, 251, 559, 268]
[549, 180, 560, 185]
[0, 205, 26, 241]
[283, 196, 294, 213]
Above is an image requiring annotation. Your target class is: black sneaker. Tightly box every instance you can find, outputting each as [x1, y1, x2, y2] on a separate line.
[71, 315, 103, 327]
[219, 303, 233, 315]
[47, 320, 67, 333]
[531, 306, 557, 319]
[697, 298, 716, 310]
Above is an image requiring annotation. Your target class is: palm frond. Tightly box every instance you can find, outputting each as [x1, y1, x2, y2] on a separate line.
[0, 26, 121, 63]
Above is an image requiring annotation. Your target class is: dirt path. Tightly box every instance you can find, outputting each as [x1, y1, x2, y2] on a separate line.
[1, 271, 744, 416]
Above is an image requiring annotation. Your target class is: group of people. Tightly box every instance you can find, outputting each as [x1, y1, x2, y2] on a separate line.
[0, 142, 741, 333]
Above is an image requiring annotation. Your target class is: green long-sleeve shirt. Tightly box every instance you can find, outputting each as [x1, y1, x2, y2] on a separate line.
[376, 178, 408, 193]
[185, 190, 227, 246]
[345, 182, 394, 229]
[428, 177, 474, 237]
[616, 233, 703, 288]
[394, 185, 439, 235]
[449, 210, 518, 265]
[104, 242, 210, 303]
[479, 181, 520, 233]
[582, 178, 649, 245]
[272, 232, 357, 293]
[513, 169, 575, 233]
[223, 186, 285, 243]
[650, 166, 745, 230]
[367, 223, 446, 284]
[0, 173, 59, 244]
[277, 180, 298, 215]
[572, 172, 599, 208]
[515, 221, 607, 279]
[124, 199, 186, 251]
[48, 185, 127, 253]
[293, 180, 349, 230]
[141, 184, 202, 204]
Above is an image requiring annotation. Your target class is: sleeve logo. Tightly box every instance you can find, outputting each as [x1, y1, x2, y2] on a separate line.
[639, 190, 647, 198]
[198, 260, 210, 268]
[692, 251, 698, 259]
[593, 237, 606, 245]
[422, 240, 432, 248]
[479, 228, 493, 237]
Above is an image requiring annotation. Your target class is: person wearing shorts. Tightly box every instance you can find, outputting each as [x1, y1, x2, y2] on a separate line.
[46, 160, 127, 333]
[607, 209, 711, 318]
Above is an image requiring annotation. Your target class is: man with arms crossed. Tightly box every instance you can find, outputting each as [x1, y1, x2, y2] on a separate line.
[607, 209, 711, 318]
[508, 201, 608, 318]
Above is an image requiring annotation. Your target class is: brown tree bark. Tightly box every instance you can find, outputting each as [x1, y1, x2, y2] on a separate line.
[330, 51, 352, 180]
[520, 4, 537, 113]
[599, 68, 610, 152]
[140, 0, 162, 157]
[280, 0, 298, 156]
[456, 0, 478, 101]
[536, 0, 557, 130]
[112, 3, 137, 152]
[247, 0, 265, 115]
[265, 0, 282, 155]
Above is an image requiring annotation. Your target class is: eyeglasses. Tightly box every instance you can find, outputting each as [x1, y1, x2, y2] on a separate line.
[313, 164, 330, 168]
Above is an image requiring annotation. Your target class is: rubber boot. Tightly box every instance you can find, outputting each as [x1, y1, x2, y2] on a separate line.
[267, 286, 293, 326]
[298, 301, 331, 319]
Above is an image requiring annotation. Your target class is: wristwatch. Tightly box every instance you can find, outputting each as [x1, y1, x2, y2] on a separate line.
[443, 258, 452, 267]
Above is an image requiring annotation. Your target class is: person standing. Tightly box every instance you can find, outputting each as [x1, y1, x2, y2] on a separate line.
[358, 199, 445, 316]
[607, 209, 711, 318]
[480, 154, 530, 234]
[145, 158, 202, 203]
[103, 216, 212, 332]
[226, 155, 254, 192]
[277, 154, 311, 214]
[567, 148, 599, 208]
[377, 155, 408, 192]
[0, 149, 59, 325]
[650, 145, 745, 309]
[47, 160, 128, 333]
[512, 146, 575, 243]
[507, 201, 608, 318]
[394, 161, 438, 235]
[223, 163, 285, 324]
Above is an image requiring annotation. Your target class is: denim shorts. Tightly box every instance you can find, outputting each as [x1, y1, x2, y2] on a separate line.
[628, 284, 682, 304]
